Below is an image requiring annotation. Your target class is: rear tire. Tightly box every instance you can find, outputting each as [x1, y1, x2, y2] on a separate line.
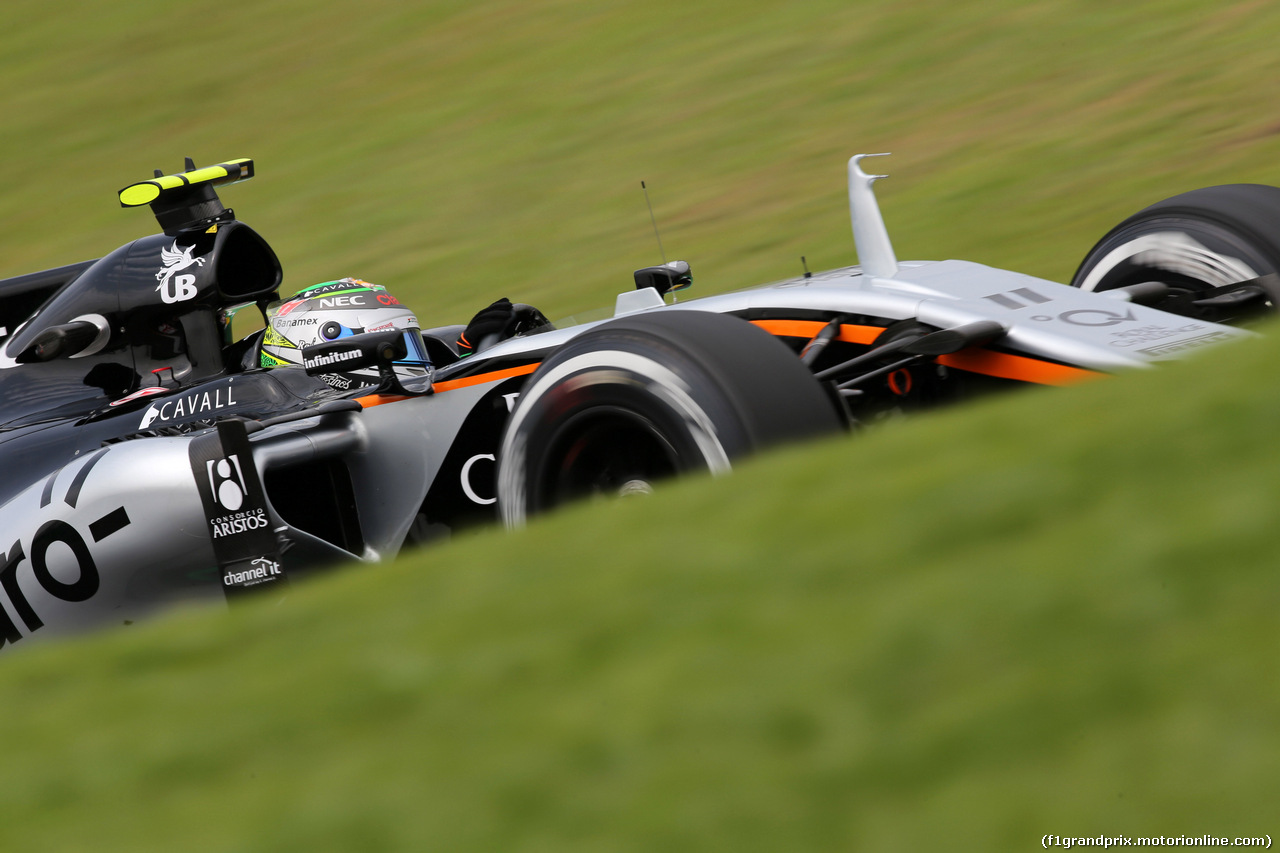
[496, 310, 842, 525]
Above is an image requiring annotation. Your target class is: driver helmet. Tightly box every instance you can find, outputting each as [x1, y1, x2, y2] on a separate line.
[259, 278, 431, 391]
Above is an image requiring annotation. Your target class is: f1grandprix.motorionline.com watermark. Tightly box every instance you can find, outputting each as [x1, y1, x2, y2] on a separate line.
[1043, 836, 1271, 849]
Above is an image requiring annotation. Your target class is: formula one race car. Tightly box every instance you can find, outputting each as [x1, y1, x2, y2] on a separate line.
[2, 155, 1278, 650]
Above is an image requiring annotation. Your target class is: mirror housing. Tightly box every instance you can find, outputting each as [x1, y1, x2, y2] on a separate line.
[300, 329, 430, 397]
[14, 315, 111, 363]
[301, 329, 407, 377]
[633, 260, 692, 297]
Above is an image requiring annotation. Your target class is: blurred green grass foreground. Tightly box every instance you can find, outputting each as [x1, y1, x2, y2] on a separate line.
[2, 0, 1280, 849]
[3, 310, 1280, 851]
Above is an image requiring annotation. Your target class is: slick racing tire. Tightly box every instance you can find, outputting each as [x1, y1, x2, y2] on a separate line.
[1071, 183, 1280, 317]
[496, 310, 843, 525]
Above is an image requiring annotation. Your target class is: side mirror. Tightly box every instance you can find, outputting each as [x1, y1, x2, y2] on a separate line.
[14, 314, 111, 363]
[302, 329, 407, 376]
[633, 260, 692, 297]
[300, 329, 430, 397]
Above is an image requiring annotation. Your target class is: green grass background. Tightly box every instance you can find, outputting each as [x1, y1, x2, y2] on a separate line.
[2, 0, 1279, 849]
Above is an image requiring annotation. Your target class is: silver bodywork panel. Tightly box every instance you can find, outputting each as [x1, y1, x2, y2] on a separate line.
[481, 258, 1250, 373]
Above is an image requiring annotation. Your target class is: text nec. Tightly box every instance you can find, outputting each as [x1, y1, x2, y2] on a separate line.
[319, 296, 366, 308]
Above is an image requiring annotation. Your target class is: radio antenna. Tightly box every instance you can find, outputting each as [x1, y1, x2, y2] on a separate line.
[641, 180, 667, 264]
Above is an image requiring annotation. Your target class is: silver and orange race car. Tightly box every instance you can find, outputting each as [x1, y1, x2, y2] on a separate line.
[1, 154, 1276, 649]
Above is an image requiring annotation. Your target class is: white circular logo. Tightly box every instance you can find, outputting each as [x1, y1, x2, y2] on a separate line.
[212, 457, 246, 510]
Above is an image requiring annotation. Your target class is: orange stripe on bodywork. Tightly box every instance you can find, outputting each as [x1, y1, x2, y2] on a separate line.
[752, 318, 1101, 387]
[751, 319, 883, 345]
[354, 363, 541, 408]
[937, 350, 1100, 386]
[358, 321, 1099, 412]
[354, 392, 410, 408]
[432, 362, 540, 393]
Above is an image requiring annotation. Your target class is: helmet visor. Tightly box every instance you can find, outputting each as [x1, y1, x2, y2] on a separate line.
[399, 329, 432, 370]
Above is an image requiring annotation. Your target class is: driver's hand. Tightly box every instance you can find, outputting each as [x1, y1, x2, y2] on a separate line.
[457, 297, 515, 356]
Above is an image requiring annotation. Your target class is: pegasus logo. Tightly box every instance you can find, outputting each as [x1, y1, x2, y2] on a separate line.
[155, 242, 205, 304]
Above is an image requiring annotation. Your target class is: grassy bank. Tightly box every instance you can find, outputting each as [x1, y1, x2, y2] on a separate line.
[2, 0, 1279, 849]
[2, 320, 1278, 851]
